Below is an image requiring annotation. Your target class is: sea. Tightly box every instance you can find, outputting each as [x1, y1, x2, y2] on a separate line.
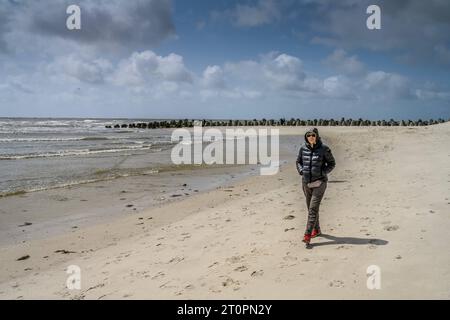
[0, 118, 178, 196]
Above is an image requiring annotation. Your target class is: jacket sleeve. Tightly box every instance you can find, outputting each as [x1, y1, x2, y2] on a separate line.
[295, 147, 303, 175]
[322, 146, 336, 175]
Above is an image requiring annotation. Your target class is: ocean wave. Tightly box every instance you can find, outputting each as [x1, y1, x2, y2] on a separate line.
[0, 119, 110, 134]
[0, 145, 154, 160]
[0, 137, 84, 143]
[0, 136, 115, 143]
[80, 137, 110, 141]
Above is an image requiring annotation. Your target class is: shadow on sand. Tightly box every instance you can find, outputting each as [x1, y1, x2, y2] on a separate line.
[310, 234, 388, 248]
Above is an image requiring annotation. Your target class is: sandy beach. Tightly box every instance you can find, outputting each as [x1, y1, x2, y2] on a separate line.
[0, 123, 449, 300]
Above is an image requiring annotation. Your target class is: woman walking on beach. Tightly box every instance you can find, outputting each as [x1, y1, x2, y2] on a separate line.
[296, 127, 336, 246]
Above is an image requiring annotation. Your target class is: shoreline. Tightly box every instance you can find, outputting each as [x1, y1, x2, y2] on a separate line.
[0, 163, 259, 247]
[0, 124, 449, 299]
[0, 163, 250, 198]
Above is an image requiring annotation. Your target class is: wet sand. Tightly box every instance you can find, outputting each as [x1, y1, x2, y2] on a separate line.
[0, 164, 258, 246]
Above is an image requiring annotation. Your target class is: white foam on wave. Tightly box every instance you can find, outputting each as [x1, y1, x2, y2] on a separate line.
[0, 137, 83, 143]
[0, 145, 154, 160]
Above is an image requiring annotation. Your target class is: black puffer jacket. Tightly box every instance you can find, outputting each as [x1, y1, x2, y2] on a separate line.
[296, 128, 336, 183]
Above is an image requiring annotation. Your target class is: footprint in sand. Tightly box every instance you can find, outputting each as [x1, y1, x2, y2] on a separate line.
[18, 222, 32, 227]
[208, 262, 219, 268]
[168, 256, 185, 264]
[179, 233, 191, 241]
[329, 280, 345, 288]
[384, 225, 399, 231]
[17, 255, 30, 261]
[283, 255, 298, 262]
[209, 287, 222, 294]
[252, 230, 264, 235]
[221, 277, 240, 289]
[250, 270, 264, 277]
[234, 265, 248, 272]
[226, 255, 244, 264]
[184, 284, 195, 290]
[151, 271, 165, 280]
[50, 195, 69, 202]
[159, 281, 177, 289]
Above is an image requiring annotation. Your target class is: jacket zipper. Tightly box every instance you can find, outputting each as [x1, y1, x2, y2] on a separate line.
[309, 148, 313, 183]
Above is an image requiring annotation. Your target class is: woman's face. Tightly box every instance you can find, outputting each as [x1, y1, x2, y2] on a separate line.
[306, 133, 317, 145]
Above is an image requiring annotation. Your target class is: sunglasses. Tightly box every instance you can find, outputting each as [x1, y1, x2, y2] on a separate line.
[306, 133, 316, 138]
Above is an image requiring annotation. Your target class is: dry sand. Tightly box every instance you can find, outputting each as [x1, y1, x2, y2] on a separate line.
[0, 124, 449, 299]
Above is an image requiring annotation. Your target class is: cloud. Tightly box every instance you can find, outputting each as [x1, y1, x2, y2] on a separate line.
[321, 76, 357, 99]
[196, 21, 206, 31]
[7, 81, 35, 95]
[223, 52, 357, 99]
[202, 65, 226, 89]
[40, 50, 194, 101]
[223, 53, 303, 92]
[262, 53, 306, 91]
[307, 0, 450, 67]
[232, 0, 281, 27]
[112, 51, 193, 87]
[0, 1, 15, 53]
[7, 48, 450, 118]
[364, 71, 413, 99]
[48, 55, 113, 84]
[415, 89, 450, 101]
[199, 88, 262, 100]
[0, 0, 175, 54]
[323, 49, 366, 76]
[200, 65, 263, 100]
[207, 0, 450, 69]
[211, 0, 282, 28]
[434, 44, 450, 65]
[222, 51, 437, 101]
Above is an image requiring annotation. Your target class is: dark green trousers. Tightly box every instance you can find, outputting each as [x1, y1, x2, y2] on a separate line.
[302, 180, 327, 235]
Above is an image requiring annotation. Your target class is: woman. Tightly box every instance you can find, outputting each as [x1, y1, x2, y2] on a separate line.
[296, 127, 336, 246]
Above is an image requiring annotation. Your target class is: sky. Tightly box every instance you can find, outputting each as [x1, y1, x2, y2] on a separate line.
[0, 0, 449, 120]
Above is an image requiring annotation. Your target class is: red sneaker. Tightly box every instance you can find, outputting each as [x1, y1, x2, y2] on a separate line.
[311, 228, 322, 238]
[302, 234, 311, 245]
